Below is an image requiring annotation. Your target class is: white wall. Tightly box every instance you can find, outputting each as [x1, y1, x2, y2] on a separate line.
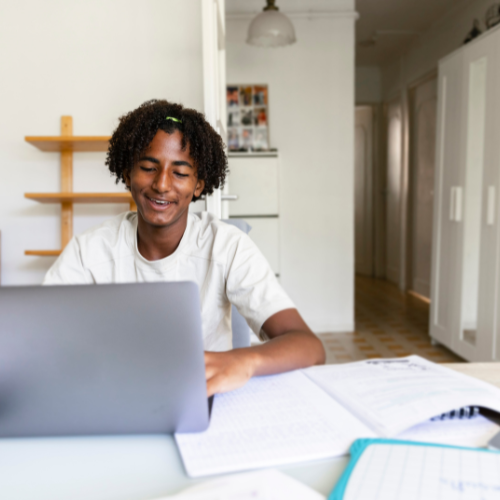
[226, 6, 356, 332]
[356, 66, 382, 103]
[0, 0, 203, 285]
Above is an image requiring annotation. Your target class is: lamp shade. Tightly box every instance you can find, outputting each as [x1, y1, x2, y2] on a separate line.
[247, 10, 296, 47]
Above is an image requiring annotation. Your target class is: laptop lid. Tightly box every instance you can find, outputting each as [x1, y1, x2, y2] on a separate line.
[0, 282, 209, 437]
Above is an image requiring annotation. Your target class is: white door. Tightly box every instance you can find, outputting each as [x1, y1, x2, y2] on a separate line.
[409, 77, 438, 299]
[354, 106, 373, 276]
[202, 0, 226, 218]
[385, 99, 402, 285]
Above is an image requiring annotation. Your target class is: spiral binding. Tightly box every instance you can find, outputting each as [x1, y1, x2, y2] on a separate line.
[431, 406, 480, 421]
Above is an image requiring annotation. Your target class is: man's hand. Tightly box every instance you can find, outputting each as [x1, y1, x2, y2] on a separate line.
[204, 349, 258, 397]
[204, 309, 325, 397]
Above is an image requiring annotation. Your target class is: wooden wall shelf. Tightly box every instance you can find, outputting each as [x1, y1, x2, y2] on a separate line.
[25, 136, 111, 152]
[25, 250, 62, 257]
[25, 193, 133, 204]
[24, 116, 135, 257]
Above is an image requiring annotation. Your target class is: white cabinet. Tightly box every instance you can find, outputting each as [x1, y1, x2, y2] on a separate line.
[227, 156, 279, 216]
[430, 49, 464, 351]
[227, 154, 280, 275]
[430, 26, 500, 361]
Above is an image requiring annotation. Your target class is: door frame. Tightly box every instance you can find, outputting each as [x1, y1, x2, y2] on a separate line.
[354, 105, 374, 276]
[405, 69, 438, 298]
[384, 94, 405, 287]
[202, 0, 226, 218]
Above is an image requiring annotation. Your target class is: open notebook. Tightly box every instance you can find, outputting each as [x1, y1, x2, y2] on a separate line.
[175, 356, 500, 477]
[329, 438, 500, 500]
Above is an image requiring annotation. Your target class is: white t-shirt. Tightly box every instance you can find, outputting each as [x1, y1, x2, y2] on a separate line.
[43, 211, 295, 351]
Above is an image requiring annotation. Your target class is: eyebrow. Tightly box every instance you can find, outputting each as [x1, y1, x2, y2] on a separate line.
[138, 156, 193, 168]
[138, 156, 160, 164]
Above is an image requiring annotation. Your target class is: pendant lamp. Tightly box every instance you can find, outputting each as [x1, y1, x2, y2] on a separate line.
[247, 0, 296, 48]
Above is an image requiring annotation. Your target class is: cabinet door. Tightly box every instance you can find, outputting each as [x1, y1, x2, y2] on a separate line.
[454, 32, 499, 361]
[474, 29, 500, 362]
[227, 157, 279, 216]
[430, 51, 464, 349]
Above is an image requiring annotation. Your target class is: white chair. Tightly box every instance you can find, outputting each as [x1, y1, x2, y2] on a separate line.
[222, 219, 252, 348]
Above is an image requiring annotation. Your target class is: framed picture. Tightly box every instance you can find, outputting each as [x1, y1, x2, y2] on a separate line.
[226, 84, 270, 152]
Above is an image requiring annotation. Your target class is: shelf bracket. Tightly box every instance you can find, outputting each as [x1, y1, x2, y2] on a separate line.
[61, 116, 73, 248]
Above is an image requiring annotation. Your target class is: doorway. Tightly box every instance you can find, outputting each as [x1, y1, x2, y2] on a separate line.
[351, 75, 441, 354]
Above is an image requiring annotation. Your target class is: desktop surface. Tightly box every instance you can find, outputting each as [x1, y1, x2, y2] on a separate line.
[1, 363, 498, 500]
[0, 435, 349, 499]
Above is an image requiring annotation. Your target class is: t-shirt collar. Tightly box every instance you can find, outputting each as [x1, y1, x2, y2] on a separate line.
[131, 212, 193, 271]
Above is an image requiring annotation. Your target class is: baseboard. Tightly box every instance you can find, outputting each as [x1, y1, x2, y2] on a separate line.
[312, 323, 355, 334]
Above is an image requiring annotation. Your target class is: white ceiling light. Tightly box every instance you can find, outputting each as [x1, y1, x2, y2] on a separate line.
[247, 0, 296, 48]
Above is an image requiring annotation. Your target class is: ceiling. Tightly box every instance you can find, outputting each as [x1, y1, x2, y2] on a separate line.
[225, 0, 476, 66]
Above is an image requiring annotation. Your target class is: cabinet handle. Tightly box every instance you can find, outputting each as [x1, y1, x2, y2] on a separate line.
[450, 186, 463, 222]
[449, 187, 455, 221]
[221, 194, 238, 201]
[487, 186, 496, 226]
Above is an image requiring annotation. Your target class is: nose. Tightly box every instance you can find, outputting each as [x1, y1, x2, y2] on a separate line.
[152, 168, 171, 193]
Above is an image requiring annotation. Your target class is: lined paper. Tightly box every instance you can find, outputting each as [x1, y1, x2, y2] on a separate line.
[175, 371, 375, 477]
[304, 356, 500, 437]
[343, 444, 500, 500]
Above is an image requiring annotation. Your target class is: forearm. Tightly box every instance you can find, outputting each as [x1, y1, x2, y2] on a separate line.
[204, 309, 325, 396]
[241, 330, 326, 378]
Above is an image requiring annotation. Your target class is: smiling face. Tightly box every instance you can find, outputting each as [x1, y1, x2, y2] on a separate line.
[124, 129, 205, 231]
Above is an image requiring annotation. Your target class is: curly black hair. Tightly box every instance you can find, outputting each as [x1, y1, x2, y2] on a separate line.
[106, 99, 228, 201]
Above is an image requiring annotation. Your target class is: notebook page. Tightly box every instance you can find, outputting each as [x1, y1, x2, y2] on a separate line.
[343, 444, 500, 500]
[304, 356, 500, 437]
[175, 371, 375, 477]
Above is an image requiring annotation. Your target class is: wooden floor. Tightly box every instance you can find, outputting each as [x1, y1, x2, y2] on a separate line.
[320, 276, 463, 364]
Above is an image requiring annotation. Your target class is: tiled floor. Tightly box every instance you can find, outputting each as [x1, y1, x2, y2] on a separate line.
[320, 275, 464, 364]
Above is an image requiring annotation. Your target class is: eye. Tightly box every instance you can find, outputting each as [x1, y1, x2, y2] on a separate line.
[140, 166, 155, 172]
[175, 172, 189, 178]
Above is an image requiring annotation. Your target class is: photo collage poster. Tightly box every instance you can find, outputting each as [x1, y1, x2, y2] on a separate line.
[226, 84, 269, 152]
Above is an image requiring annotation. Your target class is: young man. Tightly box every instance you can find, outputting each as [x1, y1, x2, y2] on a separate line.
[44, 100, 325, 396]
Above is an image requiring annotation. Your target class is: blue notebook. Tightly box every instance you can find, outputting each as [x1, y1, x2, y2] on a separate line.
[329, 438, 500, 500]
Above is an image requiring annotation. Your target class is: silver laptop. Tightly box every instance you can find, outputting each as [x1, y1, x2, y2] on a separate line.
[0, 282, 209, 437]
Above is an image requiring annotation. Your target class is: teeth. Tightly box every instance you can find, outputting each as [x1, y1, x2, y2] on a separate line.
[149, 197, 169, 205]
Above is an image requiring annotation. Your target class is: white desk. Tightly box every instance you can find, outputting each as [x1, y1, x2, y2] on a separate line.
[1, 363, 498, 500]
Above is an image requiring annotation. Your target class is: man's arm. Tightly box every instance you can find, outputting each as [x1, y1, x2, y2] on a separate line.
[205, 308, 325, 397]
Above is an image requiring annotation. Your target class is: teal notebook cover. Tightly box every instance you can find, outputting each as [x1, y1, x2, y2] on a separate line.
[328, 438, 500, 500]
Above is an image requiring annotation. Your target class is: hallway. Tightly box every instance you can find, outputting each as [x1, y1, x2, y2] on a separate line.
[320, 276, 463, 364]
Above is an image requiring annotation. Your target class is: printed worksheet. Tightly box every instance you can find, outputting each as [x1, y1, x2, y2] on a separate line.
[175, 370, 375, 477]
[343, 444, 500, 500]
[304, 356, 500, 437]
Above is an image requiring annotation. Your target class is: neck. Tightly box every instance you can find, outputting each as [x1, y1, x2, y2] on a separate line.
[136, 213, 188, 261]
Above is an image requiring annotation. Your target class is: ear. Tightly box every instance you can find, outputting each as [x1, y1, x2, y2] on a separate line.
[194, 179, 205, 198]
[123, 169, 131, 190]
